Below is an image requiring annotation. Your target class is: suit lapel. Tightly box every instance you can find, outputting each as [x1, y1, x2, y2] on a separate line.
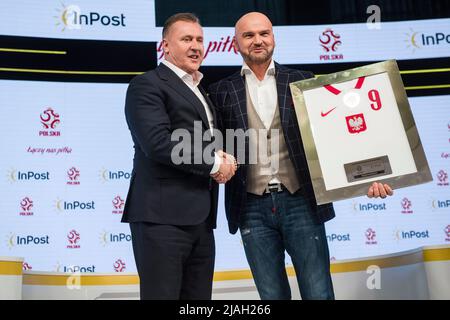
[228, 72, 248, 131]
[227, 64, 292, 131]
[199, 85, 217, 129]
[275, 63, 291, 126]
[157, 63, 210, 128]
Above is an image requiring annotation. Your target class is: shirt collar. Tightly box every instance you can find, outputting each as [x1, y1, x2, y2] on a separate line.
[162, 59, 203, 86]
[240, 59, 275, 78]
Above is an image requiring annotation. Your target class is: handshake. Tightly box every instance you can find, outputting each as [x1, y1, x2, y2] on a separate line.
[210, 150, 238, 184]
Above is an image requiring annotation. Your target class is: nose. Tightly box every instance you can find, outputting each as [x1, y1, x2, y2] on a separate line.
[253, 34, 263, 45]
[190, 39, 203, 52]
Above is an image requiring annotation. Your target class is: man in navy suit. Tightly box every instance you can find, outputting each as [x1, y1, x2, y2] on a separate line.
[209, 12, 392, 300]
[122, 13, 236, 300]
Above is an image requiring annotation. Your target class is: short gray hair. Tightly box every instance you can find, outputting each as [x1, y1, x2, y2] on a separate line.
[162, 13, 201, 38]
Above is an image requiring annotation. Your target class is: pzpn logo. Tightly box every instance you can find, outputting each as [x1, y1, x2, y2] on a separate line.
[67, 167, 80, 185]
[365, 228, 378, 245]
[20, 197, 34, 216]
[114, 259, 126, 272]
[401, 197, 413, 214]
[437, 170, 449, 186]
[112, 195, 125, 214]
[319, 28, 343, 61]
[67, 230, 81, 249]
[39, 107, 61, 137]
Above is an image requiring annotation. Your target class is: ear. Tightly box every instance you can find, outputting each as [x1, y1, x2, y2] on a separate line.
[162, 39, 169, 54]
[232, 36, 240, 53]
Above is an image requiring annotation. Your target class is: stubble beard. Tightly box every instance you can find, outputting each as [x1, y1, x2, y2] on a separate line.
[242, 47, 274, 65]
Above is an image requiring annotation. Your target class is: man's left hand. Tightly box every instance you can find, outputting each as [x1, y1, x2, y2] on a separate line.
[367, 182, 393, 199]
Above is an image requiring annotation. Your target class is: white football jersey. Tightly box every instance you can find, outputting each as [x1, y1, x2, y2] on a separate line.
[303, 72, 417, 191]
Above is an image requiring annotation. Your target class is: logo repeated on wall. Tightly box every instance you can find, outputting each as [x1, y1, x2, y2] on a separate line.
[67, 229, 81, 249]
[319, 28, 343, 61]
[430, 198, 450, 210]
[112, 195, 125, 214]
[395, 229, 430, 241]
[6, 168, 50, 183]
[39, 107, 61, 137]
[54, 198, 95, 213]
[445, 225, 450, 242]
[99, 231, 132, 246]
[404, 28, 450, 53]
[54, 3, 126, 32]
[54, 262, 96, 273]
[437, 170, 449, 186]
[99, 168, 131, 182]
[326, 233, 351, 242]
[22, 262, 32, 271]
[401, 197, 413, 214]
[353, 201, 387, 212]
[365, 228, 378, 245]
[19, 197, 34, 216]
[113, 259, 126, 272]
[67, 167, 80, 185]
[6, 233, 50, 249]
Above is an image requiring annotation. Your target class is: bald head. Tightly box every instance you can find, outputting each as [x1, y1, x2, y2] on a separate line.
[234, 12, 275, 66]
[235, 12, 273, 34]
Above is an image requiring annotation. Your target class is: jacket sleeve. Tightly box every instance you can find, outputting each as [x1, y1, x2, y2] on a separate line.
[125, 74, 214, 177]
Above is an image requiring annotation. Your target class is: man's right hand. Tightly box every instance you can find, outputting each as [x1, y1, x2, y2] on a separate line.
[211, 150, 237, 184]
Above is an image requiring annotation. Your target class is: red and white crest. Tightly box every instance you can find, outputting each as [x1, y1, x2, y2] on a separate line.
[346, 113, 367, 134]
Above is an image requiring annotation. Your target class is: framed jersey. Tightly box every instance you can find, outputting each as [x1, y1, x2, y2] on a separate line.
[290, 60, 432, 204]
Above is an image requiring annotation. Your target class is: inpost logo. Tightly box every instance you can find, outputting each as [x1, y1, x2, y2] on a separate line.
[353, 201, 387, 212]
[99, 168, 131, 182]
[6, 233, 50, 249]
[54, 262, 96, 273]
[326, 233, 351, 242]
[430, 198, 450, 211]
[54, 198, 95, 213]
[99, 231, 132, 246]
[404, 28, 450, 53]
[394, 229, 430, 241]
[54, 3, 126, 31]
[6, 168, 50, 183]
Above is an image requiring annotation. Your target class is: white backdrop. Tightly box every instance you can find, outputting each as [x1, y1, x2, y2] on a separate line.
[0, 1, 449, 273]
[1, 79, 448, 272]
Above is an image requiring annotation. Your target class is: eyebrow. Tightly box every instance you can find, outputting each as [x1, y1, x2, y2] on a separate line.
[181, 35, 203, 40]
[242, 29, 271, 36]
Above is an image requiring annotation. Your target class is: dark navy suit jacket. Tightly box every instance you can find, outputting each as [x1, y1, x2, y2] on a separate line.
[122, 63, 219, 228]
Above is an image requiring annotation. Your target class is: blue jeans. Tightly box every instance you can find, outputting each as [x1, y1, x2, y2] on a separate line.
[239, 190, 334, 300]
